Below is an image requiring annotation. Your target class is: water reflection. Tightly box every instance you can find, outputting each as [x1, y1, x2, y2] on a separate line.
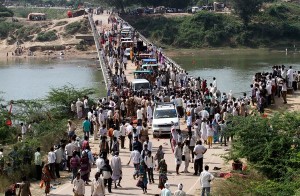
[0, 58, 105, 101]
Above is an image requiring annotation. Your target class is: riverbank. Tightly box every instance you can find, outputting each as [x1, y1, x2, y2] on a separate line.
[0, 46, 98, 61]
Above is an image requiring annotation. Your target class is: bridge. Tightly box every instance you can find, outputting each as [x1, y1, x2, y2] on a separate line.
[87, 13, 184, 94]
[50, 11, 227, 196]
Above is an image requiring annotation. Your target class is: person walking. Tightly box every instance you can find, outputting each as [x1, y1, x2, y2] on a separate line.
[54, 145, 63, 178]
[200, 165, 214, 196]
[65, 140, 76, 172]
[127, 147, 141, 180]
[41, 164, 52, 196]
[70, 152, 80, 183]
[144, 151, 155, 184]
[91, 172, 105, 196]
[137, 160, 148, 194]
[111, 151, 122, 188]
[182, 140, 190, 173]
[119, 122, 126, 149]
[193, 140, 207, 176]
[82, 117, 91, 139]
[100, 159, 113, 193]
[157, 159, 168, 190]
[47, 147, 56, 179]
[174, 183, 186, 196]
[73, 172, 85, 196]
[155, 145, 164, 167]
[188, 132, 197, 163]
[34, 147, 42, 181]
[99, 136, 109, 160]
[111, 137, 120, 155]
[174, 142, 182, 175]
[160, 182, 171, 196]
[80, 152, 90, 185]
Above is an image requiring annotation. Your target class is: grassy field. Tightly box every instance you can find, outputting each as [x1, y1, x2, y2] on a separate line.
[11, 7, 69, 20]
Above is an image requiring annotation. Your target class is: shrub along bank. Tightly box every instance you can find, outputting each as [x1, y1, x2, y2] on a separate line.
[125, 2, 300, 48]
[0, 85, 95, 193]
[217, 112, 300, 195]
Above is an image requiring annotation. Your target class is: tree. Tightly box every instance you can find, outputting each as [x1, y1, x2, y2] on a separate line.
[231, 0, 263, 26]
[99, 0, 140, 12]
[227, 112, 300, 180]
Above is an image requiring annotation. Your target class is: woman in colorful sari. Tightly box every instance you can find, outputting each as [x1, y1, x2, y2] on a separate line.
[42, 164, 52, 196]
[157, 159, 168, 190]
[80, 152, 90, 185]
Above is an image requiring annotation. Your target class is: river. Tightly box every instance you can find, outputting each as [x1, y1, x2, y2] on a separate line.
[0, 50, 300, 101]
[170, 49, 300, 96]
[0, 57, 105, 101]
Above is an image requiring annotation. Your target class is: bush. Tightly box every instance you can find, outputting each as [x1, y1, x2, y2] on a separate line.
[55, 20, 68, 26]
[65, 19, 91, 35]
[0, 5, 13, 17]
[0, 21, 22, 38]
[46, 85, 95, 118]
[16, 26, 41, 41]
[36, 30, 57, 42]
[0, 11, 13, 17]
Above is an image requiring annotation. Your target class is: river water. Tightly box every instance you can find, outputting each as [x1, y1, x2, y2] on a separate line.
[170, 50, 300, 96]
[0, 58, 105, 101]
[0, 50, 300, 101]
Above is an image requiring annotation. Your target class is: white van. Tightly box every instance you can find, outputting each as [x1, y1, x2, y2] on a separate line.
[131, 79, 151, 94]
[152, 102, 180, 137]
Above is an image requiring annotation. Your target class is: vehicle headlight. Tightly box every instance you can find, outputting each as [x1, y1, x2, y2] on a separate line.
[174, 122, 179, 126]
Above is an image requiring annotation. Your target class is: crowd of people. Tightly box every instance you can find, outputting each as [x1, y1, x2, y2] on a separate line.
[251, 65, 299, 113]
[2, 11, 299, 196]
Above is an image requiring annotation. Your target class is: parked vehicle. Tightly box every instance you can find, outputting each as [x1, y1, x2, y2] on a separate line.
[152, 102, 180, 137]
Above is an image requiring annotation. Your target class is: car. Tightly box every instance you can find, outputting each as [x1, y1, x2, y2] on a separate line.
[152, 102, 180, 138]
[131, 79, 151, 94]
[124, 48, 131, 59]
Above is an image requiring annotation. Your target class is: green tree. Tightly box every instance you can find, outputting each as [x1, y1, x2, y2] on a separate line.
[227, 112, 300, 180]
[231, 0, 263, 26]
[99, 0, 140, 12]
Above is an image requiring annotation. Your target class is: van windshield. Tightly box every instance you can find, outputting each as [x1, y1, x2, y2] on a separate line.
[134, 83, 149, 90]
[154, 109, 177, 119]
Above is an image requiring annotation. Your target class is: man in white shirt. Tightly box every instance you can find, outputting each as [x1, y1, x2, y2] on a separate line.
[96, 154, 105, 172]
[65, 140, 76, 172]
[76, 98, 83, 119]
[127, 148, 141, 179]
[136, 106, 143, 125]
[73, 172, 85, 195]
[126, 122, 133, 151]
[212, 77, 217, 89]
[119, 122, 126, 149]
[144, 151, 155, 183]
[54, 145, 63, 178]
[193, 140, 207, 176]
[200, 165, 214, 196]
[48, 147, 56, 178]
[143, 136, 153, 152]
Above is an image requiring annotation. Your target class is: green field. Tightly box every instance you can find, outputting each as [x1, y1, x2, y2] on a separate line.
[11, 7, 69, 20]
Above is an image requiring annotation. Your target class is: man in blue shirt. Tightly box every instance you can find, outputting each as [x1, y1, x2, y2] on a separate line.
[82, 117, 91, 139]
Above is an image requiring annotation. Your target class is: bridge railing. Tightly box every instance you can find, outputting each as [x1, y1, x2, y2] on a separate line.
[117, 16, 184, 72]
[88, 14, 111, 91]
